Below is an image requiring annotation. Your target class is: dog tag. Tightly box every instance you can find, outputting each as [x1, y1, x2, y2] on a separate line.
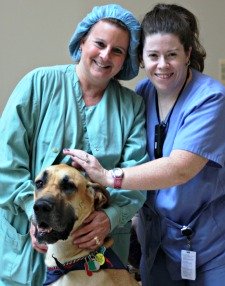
[95, 253, 105, 265]
[99, 246, 106, 254]
[88, 260, 100, 272]
[84, 262, 93, 276]
[93, 260, 101, 271]
[105, 257, 113, 267]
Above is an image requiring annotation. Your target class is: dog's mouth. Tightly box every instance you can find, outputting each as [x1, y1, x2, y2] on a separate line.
[32, 200, 77, 244]
[32, 195, 78, 243]
[36, 223, 53, 235]
[34, 220, 55, 239]
[34, 216, 76, 244]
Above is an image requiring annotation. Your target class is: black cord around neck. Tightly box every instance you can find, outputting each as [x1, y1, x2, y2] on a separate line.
[154, 69, 190, 159]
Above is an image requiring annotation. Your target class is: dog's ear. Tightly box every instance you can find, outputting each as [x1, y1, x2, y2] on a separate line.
[87, 182, 110, 210]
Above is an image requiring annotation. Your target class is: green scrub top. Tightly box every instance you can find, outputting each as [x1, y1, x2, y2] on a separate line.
[0, 64, 148, 285]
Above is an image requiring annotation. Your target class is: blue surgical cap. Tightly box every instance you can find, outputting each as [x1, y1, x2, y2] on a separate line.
[69, 4, 141, 80]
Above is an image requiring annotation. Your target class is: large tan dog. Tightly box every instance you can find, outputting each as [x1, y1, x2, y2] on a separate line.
[32, 164, 139, 286]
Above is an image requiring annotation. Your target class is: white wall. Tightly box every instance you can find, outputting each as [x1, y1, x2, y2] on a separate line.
[1, 0, 225, 114]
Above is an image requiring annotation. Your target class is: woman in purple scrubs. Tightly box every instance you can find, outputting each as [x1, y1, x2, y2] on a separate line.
[64, 3, 225, 286]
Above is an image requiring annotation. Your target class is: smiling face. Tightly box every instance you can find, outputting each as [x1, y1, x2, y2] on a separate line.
[142, 33, 191, 96]
[77, 20, 129, 86]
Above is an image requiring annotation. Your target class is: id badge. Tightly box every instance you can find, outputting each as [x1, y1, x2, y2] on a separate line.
[181, 250, 196, 280]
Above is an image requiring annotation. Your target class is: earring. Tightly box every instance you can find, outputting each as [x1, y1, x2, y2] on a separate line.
[186, 60, 190, 66]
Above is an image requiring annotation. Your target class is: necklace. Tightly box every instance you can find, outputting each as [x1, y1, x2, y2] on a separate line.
[154, 69, 190, 159]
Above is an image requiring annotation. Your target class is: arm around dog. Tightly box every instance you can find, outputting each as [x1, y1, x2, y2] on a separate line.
[64, 149, 208, 191]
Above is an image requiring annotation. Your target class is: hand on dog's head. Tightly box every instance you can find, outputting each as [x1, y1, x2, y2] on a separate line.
[31, 164, 109, 244]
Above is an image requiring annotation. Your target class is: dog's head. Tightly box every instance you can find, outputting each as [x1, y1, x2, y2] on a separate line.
[32, 164, 109, 244]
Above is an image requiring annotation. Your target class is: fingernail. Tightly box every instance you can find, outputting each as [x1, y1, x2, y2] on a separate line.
[63, 148, 70, 152]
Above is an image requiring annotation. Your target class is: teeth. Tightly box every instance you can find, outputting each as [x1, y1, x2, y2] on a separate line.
[94, 60, 109, 68]
[37, 226, 53, 233]
[97, 63, 106, 68]
[156, 73, 172, 79]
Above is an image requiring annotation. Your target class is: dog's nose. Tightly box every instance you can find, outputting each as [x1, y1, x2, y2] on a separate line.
[33, 198, 54, 214]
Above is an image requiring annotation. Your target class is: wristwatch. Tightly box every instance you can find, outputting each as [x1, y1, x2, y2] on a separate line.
[111, 168, 124, 189]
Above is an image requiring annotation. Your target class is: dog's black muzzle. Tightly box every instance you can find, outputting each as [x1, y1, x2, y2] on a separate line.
[33, 196, 77, 244]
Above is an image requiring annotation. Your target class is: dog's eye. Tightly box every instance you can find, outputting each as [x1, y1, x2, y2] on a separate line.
[35, 171, 48, 190]
[35, 180, 44, 189]
[60, 177, 77, 194]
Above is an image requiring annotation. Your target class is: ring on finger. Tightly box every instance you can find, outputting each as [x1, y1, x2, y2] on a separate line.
[93, 236, 100, 246]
